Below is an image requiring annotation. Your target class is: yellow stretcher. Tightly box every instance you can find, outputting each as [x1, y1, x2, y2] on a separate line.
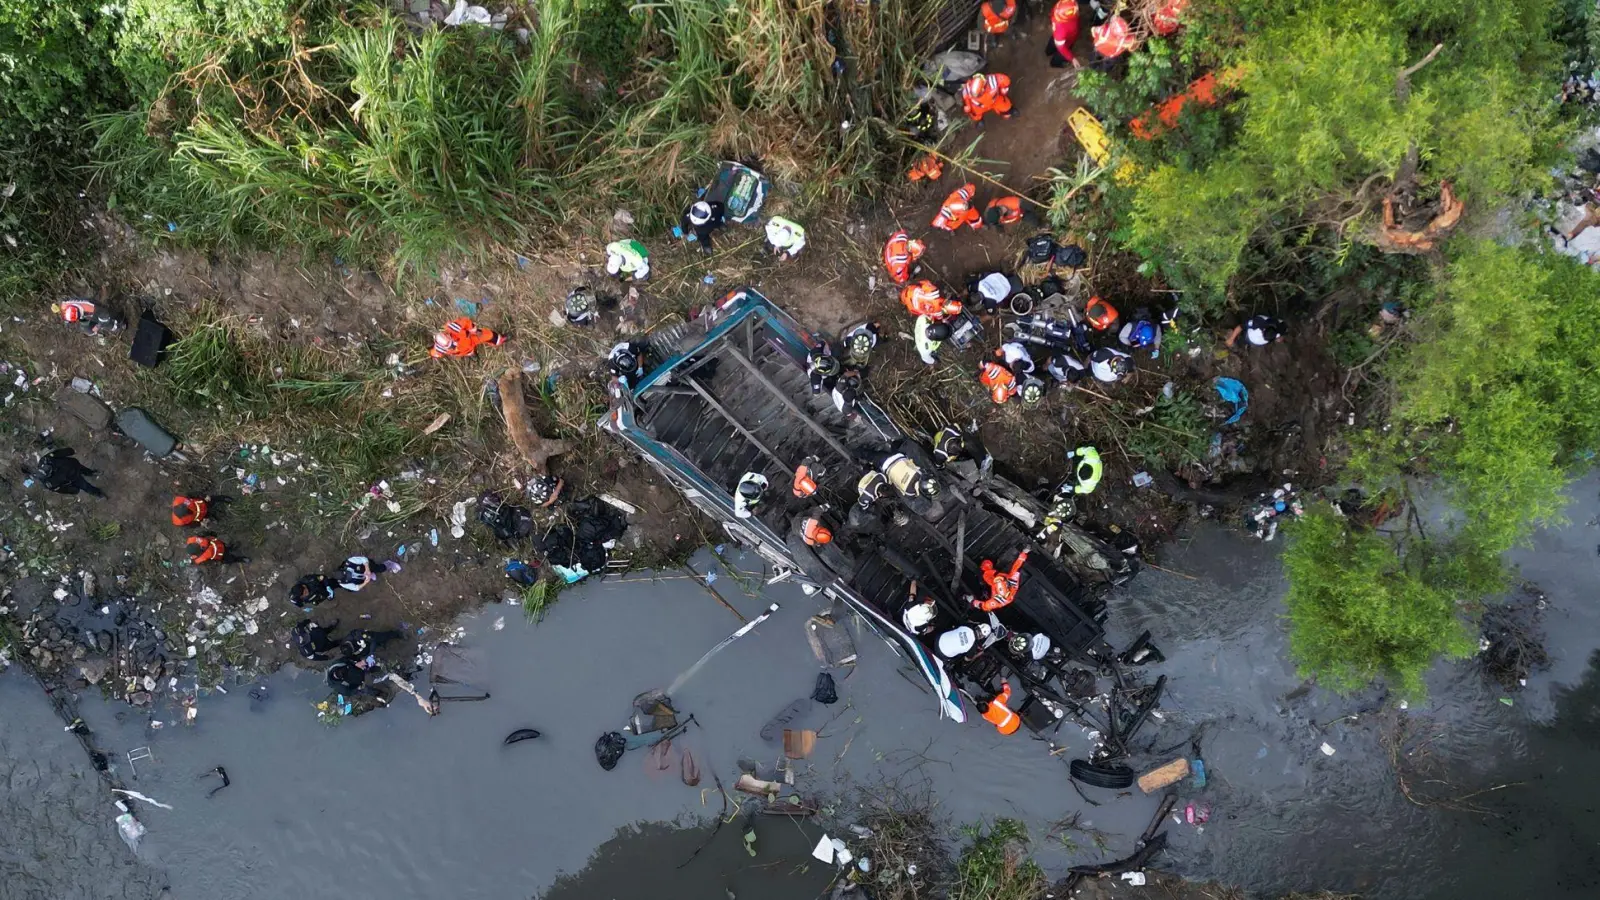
[1066, 107, 1139, 185]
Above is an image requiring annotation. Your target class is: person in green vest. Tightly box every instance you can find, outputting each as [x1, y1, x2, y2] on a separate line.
[605, 239, 650, 281]
[914, 315, 951, 365]
[1067, 445, 1103, 494]
[765, 216, 807, 260]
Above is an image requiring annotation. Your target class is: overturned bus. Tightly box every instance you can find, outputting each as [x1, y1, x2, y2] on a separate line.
[602, 289, 1139, 729]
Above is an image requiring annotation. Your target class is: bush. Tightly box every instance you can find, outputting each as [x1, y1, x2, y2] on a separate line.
[1282, 506, 1476, 698]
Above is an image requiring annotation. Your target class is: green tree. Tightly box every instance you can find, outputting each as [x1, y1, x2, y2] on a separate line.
[1282, 507, 1476, 698]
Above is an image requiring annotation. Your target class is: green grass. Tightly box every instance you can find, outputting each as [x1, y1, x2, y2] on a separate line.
[86, 1, 935, 271]
[952, 819, 1047, 900]
[1126, 389, 1211, 468]
[521, 578, 563, 623]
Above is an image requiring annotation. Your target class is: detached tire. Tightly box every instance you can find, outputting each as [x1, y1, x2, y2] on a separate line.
[1070, 759, 1135, 789]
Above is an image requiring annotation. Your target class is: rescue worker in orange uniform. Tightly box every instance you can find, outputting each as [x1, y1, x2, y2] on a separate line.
[1085, 296, 1119, 332]
[982, 195, 1026, 229]
[187, 535, 248, 565]
[961, 73, 1013, 123]
[901, 280, 963, 320]
[883, 231, 927, 285]
[801, 517, 834, 547]
[932, 184, 982, 232]
[980, 0, 1017, 36]
[978, 359, 1021, 405]
[792, 457, 824, 498]
[977, 682, 1022, 735]
[974, 548, 1029, 611]
[430, 317, 506, 359]
[1048, 0, 1082, 68]
[907, 154, 944, 183]
[171, 495, 213, 527]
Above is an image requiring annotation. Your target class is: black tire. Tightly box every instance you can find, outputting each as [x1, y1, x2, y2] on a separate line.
[1070, 759, 1135, 790]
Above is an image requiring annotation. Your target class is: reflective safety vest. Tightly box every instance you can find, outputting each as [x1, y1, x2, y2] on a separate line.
[801, 517, 833, 547]
[430, 317, 502, 359]
[976, 549, 1029, 611]
[907, 154, 944, 183]
[980, 0, 1017, 34]
[765, 217, 807, 255]
[932, 428, 963, 467]
[171, 496, 209, 527]
[981, 682, 1021, 735]
[932, 184, 981, 232]
[881, 454, 923, 495]
[1071, 446, 1104, 494]
[962, 74, 1012, 121]
[914, 315, 943, 364]
[59, 300, 95, 323]
[978, 361, 1019, 404]
[883, 231, 925, 284]
[902, 281, 960, 319]
[857, 471, 888, 507]
[792, 463, 819, 498]
[1085, 297, 1119, 331]
[187, 536, 224, 564]
[606, 240, 649, 273]
[985, 196, 1024, 226]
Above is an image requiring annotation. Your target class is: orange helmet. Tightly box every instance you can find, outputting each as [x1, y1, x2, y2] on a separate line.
[802, 518, 833, 547]
[1052, 0, 1078, 24]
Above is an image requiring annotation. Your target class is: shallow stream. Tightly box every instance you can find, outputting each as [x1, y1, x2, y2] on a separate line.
[4, 477, 1600, 899]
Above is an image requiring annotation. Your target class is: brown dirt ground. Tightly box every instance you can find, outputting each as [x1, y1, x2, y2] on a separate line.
[0, 13, 1351, 689]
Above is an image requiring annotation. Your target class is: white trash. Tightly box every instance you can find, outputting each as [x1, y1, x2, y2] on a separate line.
[1120, 871, 1147, 886]
[1320, 742, 1336, 756]
[812, 835, 835, 864]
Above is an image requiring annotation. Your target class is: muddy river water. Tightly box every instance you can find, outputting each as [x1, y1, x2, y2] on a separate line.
[4, 478, 1600, 900]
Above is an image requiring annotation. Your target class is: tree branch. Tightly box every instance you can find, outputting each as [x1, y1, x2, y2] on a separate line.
[1396, 43, 1444, 103]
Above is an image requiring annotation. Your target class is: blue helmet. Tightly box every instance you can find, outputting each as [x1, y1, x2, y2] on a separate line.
[1130, 321, 1157, 347]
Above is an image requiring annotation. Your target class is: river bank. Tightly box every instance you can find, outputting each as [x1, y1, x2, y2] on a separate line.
[5, 472, 1599, 899]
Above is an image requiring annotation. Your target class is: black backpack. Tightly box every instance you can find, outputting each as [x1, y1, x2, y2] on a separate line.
[479, 492, 535, 543]
[1025, 234, 1058, 264]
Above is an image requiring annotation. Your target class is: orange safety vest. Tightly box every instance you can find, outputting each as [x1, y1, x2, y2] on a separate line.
[171, 496, 209, 527]
[981, 683, 1021, 735]
[985, 196, 1024, 226]
[932, 184, 981, 231]
[901, 280, 956, 319]
[980, 0, 1016, 34]
[978, 361, 1019, 405]
[883, 231, 925, 285]
[976, 549, 1029, 610]
[60, 300, 95, 323]
[1085, 297, 1119, 331]
[907, 154, 944, 183]
[431, 317, 502, 359]
[792, 464, 819, 498]
[802, 518, 833, 547]
[187, 536, 224, 564]
[962, 74, 1012, 121]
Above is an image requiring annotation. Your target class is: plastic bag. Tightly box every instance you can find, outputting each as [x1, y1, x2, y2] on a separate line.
[116, 813, 145, 854]
[595, 731, 627, 771]
[811, 672, 838, 705]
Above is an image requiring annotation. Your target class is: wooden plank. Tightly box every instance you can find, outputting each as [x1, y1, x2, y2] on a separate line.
[724, 345, 855, 462]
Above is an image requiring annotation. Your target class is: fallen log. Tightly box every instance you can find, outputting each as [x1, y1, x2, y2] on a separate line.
[497, 368, 571, 474]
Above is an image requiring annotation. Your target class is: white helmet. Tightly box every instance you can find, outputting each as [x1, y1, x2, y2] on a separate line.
[937, 626, 976, 658]
[689, 202, 713, 226]
[904, 601, 936, 631]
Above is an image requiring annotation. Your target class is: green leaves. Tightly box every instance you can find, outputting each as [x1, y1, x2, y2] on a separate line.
[1283, 506, 1476, 699]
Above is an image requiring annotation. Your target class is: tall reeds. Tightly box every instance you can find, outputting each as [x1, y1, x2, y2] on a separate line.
[90, 0, 936, 268]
